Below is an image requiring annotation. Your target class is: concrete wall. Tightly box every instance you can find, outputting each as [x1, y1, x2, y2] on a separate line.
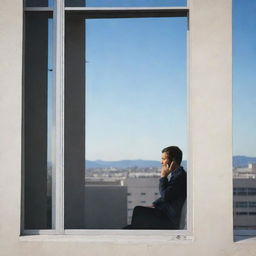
[2, 0, 256, 255]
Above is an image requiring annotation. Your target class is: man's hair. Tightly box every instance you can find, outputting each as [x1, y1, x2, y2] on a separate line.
[162, 146, 183, 165]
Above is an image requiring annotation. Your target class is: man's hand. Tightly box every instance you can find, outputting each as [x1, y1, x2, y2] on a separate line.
[161, 161, 175, 177]
[160, 163, 172, 177]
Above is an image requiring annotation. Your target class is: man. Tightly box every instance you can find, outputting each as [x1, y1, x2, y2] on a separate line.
[124, 146, 187, 229]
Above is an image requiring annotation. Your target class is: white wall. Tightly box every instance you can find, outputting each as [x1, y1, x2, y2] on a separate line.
[0, 0, 23, 254]
[1, 0, 256, 255]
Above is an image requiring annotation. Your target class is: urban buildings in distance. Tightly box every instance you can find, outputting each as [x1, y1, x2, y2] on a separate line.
[83, 158, 256, 229]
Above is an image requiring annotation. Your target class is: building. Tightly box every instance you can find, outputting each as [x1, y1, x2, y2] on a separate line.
[233, 164, 256, 229]
[84, 180, 127, 229]
[4, 1, 256, 256]
[123, 177, 160, 224]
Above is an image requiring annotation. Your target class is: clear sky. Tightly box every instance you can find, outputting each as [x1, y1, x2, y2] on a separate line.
[47, 0, 256, 162]
[233, 0, 256, 157]
[85, 17, 187, 161]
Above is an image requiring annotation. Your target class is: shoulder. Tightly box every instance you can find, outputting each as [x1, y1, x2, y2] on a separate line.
[170, 167, 186, 183]
[172, 166, 186, 178]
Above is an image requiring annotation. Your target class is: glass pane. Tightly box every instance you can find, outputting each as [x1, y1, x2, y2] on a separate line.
[84, 17, 187, 229]
[65, 0, 187, 7]
[23, 12, 54, 229]
[47, 18, 54, 229]
[25, 0, 53, 7]
[233, 0, 256, 232]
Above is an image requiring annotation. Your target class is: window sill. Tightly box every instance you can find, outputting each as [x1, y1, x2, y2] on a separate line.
[20, 230, 193, 244]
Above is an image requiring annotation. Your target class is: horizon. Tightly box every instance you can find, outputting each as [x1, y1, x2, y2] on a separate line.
[85, 155, 256, 162]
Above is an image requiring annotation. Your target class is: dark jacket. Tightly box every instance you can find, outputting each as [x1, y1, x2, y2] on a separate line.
[152, 166, 187, 229]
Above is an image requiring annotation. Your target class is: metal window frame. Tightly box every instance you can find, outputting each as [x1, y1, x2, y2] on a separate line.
[23, 1, 193, 238]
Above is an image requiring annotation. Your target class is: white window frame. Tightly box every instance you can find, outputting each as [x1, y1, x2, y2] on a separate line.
[22, 0, 193, 240]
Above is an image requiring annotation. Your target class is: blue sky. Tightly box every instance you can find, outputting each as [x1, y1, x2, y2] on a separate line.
[47, 0, 256, 162]
[233, 0, 256, 157]
[85, 17, 187, 161]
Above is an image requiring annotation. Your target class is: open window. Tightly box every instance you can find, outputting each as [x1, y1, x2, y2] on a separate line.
[22, 0, 190, 235]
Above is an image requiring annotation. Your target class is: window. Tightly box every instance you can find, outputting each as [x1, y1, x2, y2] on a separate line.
[248, 188, 256, 196]
[235, 202, 248, 208]
[249, 202, 256, 208]
[233, 188, 247, 196]
[22, 0, 189, 234]
[236, 212, 248, 216]
[23, 5, 54, 230]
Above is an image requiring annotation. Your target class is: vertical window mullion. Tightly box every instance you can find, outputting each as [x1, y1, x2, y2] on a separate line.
[53, 0, 65, 234]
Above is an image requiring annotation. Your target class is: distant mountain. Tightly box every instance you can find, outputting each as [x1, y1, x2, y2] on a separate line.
[86, 159, 160, 168]
[85, 159, 187, 169]
[233, 156, 256, 168]
[85, 156, 256, 169]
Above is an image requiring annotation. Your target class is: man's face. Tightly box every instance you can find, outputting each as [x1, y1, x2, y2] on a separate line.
[161, 152, 170, 166]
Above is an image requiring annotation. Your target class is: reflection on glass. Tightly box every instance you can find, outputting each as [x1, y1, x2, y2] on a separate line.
[24, 13, 53, 229]
[47, 18, 54, 230]
[26, 0, 53, 7]
[65, 0, 187, 7]
[85, 17, 187, 229]
[233, 0, 256, 231]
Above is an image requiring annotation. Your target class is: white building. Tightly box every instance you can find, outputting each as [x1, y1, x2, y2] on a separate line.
[3, 1, 256, 256]
[123, 177, 160, 223]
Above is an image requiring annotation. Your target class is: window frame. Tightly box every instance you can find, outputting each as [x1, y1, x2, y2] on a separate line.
[22, 0, 192, 238]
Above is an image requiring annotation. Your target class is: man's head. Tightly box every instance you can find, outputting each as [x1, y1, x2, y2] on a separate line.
[161, 146, 183, 166]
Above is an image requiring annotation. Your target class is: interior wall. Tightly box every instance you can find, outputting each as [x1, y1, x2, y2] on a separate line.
[1, 0, 256, 255]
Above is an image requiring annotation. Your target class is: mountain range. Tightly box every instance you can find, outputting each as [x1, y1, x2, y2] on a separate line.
[85, 156, 256, 169]
[85, 159, 163, 168]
